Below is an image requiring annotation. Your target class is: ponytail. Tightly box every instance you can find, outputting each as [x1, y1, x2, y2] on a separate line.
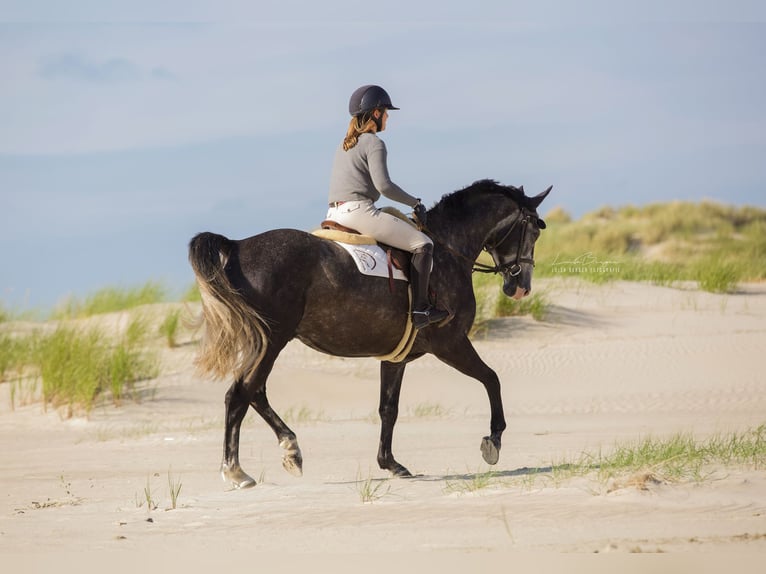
[342, 112, 378, 151]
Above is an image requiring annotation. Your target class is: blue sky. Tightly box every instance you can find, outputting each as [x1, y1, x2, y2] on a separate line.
[2, 2, 765, 311]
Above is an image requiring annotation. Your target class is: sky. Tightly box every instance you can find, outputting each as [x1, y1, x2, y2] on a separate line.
[2, 2, 765, 311]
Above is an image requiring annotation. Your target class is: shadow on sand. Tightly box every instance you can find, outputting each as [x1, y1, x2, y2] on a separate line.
[473, 303, 609, 341]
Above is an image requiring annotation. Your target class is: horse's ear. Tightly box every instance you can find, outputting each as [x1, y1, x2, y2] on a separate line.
[528, 185, 552, 209]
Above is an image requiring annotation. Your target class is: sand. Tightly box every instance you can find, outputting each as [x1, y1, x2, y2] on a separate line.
[1, 279, 765, 568]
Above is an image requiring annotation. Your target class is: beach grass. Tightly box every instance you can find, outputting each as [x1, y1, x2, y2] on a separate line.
[514, 425, 766, 492]
[158, 308, 182, 348]
[52, 281, 168, 319]
[355, 468, 392, 503]
[1, 317, 159, 416]
[167, 468, 183, 510]
[444, 467, 500, 494]
[535, 200, 766, 293]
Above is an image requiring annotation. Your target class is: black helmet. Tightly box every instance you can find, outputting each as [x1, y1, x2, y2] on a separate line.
[348, 85, 399, 116]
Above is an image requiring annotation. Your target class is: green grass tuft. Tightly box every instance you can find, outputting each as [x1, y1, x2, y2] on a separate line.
[52, 281, 168, 319]
[2, 317, 159, 416]
[513, 425, 766, 492]
[158, 309, 181, 348]
[355, 468, 391, 503]
[494, 291, 549, 321]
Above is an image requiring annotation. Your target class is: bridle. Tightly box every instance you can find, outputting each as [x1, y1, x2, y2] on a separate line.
[415, 206, 545, 277]
[472, 209, 544, 277]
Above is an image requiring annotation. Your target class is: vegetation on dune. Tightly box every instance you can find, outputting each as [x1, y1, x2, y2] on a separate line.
[182, 282, 201, 303]
[444, 425, 766, 494]
[534, 200, 766, 293]
[1, 315, 160, 417]
[0, 280, 204, 414]
[52, 281, 169, 319]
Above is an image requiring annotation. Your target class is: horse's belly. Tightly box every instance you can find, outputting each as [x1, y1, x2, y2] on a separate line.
[295, 310, 409, 358]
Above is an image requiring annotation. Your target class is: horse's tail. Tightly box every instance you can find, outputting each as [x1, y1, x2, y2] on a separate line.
[188, 232, 269, 381]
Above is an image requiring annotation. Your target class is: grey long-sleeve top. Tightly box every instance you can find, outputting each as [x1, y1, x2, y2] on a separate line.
[328, 132, 419, 207]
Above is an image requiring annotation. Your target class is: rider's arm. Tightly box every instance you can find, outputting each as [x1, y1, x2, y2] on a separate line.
[367, 137, 420, 208]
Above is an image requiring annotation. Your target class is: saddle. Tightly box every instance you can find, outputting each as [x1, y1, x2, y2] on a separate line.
[313, 213, 440, 363]
[318, 219, 411, 280]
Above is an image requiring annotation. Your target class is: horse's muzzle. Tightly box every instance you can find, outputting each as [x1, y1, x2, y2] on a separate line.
[511, 286, 529, 300]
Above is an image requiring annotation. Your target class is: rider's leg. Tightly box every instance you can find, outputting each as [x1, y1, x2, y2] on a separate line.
[330, 203, 449, 329]
[409, 244, 450, 329]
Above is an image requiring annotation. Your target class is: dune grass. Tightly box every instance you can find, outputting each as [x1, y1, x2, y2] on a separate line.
[536, 200, 766, 293]
[182, 283, 201, 303]
[471, 268, 551, 326]
[1, 317, 159, 416]
[52, 281, 168, 320]
[516, 425, 766, 492]
[440, 426, 766, 495]
[158, 309, 182, 348]
[355, 468, 392, 503]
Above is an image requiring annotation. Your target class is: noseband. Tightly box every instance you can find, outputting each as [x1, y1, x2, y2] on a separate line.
[473, 209, 542, 276]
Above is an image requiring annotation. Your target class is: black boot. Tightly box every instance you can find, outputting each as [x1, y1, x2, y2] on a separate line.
[410, 245, 450, 329]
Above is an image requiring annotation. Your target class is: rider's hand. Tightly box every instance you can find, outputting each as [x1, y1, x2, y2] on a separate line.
[413, 201, 427, 226]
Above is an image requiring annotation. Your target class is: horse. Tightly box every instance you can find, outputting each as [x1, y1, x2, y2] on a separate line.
[188, 179, 551, 489]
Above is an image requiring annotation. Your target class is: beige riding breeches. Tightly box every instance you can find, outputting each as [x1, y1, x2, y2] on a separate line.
[325, 200, 432, 252]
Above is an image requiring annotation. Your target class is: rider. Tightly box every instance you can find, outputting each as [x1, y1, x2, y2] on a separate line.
[327, 84, 449, 330]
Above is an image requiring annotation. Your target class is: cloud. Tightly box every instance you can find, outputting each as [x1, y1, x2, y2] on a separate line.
[39, 52, 174, 83]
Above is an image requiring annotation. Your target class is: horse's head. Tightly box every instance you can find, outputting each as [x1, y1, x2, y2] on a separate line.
[483, 185, 551, 300]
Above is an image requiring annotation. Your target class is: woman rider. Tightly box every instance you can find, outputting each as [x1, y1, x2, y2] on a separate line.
[326, 84, 449, 330]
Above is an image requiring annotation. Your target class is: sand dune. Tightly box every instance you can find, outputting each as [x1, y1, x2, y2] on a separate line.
[1, 279, 765, 564]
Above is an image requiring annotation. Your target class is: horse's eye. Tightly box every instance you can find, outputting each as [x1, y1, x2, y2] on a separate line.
[537, 218, 546, 230]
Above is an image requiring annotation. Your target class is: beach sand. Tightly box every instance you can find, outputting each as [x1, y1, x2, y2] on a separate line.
[1, 279, 765, 567]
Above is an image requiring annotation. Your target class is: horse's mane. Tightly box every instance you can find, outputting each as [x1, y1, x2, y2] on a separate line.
[431, 179, 531, 216]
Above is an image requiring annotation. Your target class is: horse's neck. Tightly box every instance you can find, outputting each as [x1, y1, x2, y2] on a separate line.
[432, 202, 521, 261]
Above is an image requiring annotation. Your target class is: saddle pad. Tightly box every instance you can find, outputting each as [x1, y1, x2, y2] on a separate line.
[335, 242, 408, 282]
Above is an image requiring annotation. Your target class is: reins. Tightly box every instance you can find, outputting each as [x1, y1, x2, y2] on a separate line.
[417, 208, 538, 278]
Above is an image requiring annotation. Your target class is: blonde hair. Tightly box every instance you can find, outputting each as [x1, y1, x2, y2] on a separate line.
[342, 113, 378, 151]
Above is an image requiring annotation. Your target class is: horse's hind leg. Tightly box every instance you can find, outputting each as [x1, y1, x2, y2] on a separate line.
[222, 379, 259, 488]
[221, 347, 302, 489]
[250, 387, 303, 477]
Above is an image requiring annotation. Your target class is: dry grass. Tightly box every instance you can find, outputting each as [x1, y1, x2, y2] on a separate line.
[537, 200, 766, 292]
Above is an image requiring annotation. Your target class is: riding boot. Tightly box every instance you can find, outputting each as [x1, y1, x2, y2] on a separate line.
[410, 245, 450, 329]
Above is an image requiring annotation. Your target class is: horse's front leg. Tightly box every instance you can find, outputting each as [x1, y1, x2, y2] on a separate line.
[434, 336, 506, 465]
[377, 361, 413, 477]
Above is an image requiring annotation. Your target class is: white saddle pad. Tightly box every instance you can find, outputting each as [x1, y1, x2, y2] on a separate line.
[335, 242, 408, 282]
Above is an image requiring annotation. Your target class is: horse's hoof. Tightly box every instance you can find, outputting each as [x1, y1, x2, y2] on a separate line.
[280, 438, 303, 477]
[390, 463, 413, 478]
[282, 455, 303, 477]
[480, 436, 500, 465]
[221, 464, 257, 489]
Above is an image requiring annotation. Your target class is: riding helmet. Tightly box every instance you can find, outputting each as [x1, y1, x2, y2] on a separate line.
[348, 85, 400, 116]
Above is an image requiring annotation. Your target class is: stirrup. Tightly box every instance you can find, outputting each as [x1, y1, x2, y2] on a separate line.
[412, 305, 450, 329]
